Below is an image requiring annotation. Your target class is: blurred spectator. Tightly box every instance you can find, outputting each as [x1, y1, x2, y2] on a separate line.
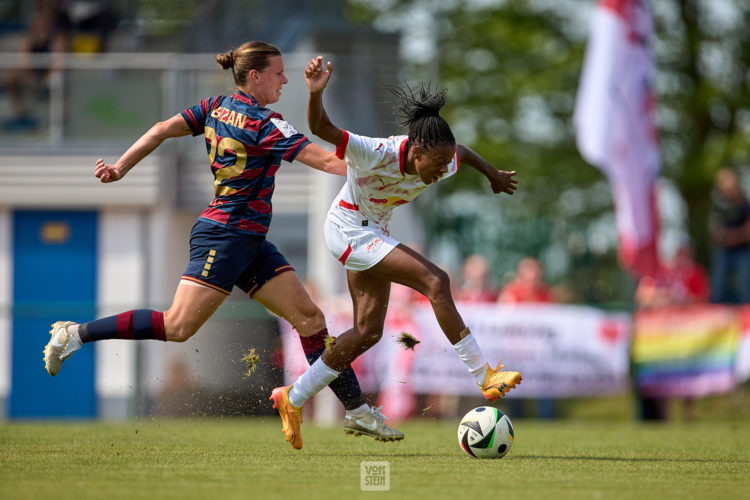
[498, 257, 556, 419]
[3, 0, 116, 132]
[3, 0, 67, 131]
[634, 272, 672, 310]
[455, 254, 498, 303]
[498, 257, 553, 304]
[58, 0, 117, 54]
[634, 265, 671, 422]
[709, 167, 750, 304]
[668, 243, 710, 305]
[635, 243, 708, 310]
[634, 242, 710, 421]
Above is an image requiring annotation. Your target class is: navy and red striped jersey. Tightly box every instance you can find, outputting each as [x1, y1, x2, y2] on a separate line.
[181, 91, 310, 235]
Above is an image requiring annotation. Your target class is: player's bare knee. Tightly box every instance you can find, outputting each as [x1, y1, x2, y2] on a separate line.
[292, 307, 326, 336]
[306, 307, 326, 327]
[164, 323, 197, 342]
[423, 268, 452, 303]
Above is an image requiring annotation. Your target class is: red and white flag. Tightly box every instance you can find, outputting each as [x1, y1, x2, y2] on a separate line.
[574, 0, 661, 277]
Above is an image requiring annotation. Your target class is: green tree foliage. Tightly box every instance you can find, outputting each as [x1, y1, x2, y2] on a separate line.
[347, 0, 750, 306]
[653, 1, 750, 265]
[134, 0, 201, 35]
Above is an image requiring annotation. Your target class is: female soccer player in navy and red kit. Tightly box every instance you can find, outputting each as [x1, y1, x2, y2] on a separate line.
[43, 41, 402, 442]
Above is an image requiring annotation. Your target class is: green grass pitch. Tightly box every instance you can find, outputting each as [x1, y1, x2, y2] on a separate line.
[1, 418, 748, 499]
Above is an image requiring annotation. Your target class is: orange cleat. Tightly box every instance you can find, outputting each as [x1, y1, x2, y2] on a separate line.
[269, 385, 304, 450]
[479, 361, 522, 402]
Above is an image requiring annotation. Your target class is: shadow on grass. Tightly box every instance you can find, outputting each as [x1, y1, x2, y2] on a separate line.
[513, 455, 750, 464]
[302, 451, 457, 458]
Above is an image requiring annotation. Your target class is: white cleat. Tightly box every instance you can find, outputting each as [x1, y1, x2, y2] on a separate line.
[43, 321, 81, 376]
[344, 406, 405, 442]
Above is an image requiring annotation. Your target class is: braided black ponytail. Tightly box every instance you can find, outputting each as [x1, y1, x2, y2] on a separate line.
[389, 82, 455, 150]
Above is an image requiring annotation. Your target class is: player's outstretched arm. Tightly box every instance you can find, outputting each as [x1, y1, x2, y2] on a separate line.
[295, 142, 347, 176]
[456, 143, 517, 195]
[305, 56, 343, 146]
[95, 114, 192, 183]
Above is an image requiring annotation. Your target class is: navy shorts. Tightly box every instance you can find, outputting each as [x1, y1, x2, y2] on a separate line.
[182, 220, 294, 296]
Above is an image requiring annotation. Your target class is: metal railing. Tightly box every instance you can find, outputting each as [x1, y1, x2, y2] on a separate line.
[0, 52, 223, 148]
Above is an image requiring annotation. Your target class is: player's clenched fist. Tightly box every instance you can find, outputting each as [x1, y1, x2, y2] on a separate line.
[94, 158, 123, 183]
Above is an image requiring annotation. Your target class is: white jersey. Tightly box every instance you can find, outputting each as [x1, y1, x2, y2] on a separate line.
[327, 130, 459, 234]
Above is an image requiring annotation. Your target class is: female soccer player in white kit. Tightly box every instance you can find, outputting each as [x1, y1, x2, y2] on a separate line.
[271, 56, 522, 449]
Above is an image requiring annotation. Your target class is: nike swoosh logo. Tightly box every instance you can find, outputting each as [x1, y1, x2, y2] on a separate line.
[50, 333, 66, 349]
[355, 418, 379, 431]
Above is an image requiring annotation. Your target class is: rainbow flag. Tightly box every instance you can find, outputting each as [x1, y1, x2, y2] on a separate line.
[632, 305, 740, 397]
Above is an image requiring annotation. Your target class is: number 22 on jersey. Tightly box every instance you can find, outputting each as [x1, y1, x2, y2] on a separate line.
[205, 126, 247, 197]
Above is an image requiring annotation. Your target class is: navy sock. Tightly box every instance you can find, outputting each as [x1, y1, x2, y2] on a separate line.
[300, 330, 366, 411]
[78, 309, 167, 343]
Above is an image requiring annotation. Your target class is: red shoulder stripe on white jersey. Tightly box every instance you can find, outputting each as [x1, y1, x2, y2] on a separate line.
[336, 130, 350, 159]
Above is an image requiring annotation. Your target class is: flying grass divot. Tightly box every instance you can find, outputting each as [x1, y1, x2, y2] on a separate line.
[324, 335, 337, 350]
[241, 348, 259, 378]
[397, 332, 420, 350]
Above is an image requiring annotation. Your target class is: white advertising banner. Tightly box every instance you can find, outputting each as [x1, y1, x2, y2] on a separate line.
[281, 302, 632, 399]
[411, 304, 632, 398]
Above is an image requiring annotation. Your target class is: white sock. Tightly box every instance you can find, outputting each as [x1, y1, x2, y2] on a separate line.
[346, 403, 371, 416]
[63, 323, 82, 356]
[452, 332, 489, 385]
[65, 334, 82, 353]
[69, 324, 82, 344]
[288, 358, 340, 407]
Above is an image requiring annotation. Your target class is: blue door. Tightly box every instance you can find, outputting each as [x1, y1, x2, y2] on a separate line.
[10, 210, 97, 418]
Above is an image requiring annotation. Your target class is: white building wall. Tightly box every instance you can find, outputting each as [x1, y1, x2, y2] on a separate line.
[0, 209, 11, 418]
[95, 210, 145, 419]
[141, 207, 198, 411]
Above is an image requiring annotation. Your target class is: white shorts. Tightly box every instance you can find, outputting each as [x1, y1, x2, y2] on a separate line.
[324, 217, 400, 271]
